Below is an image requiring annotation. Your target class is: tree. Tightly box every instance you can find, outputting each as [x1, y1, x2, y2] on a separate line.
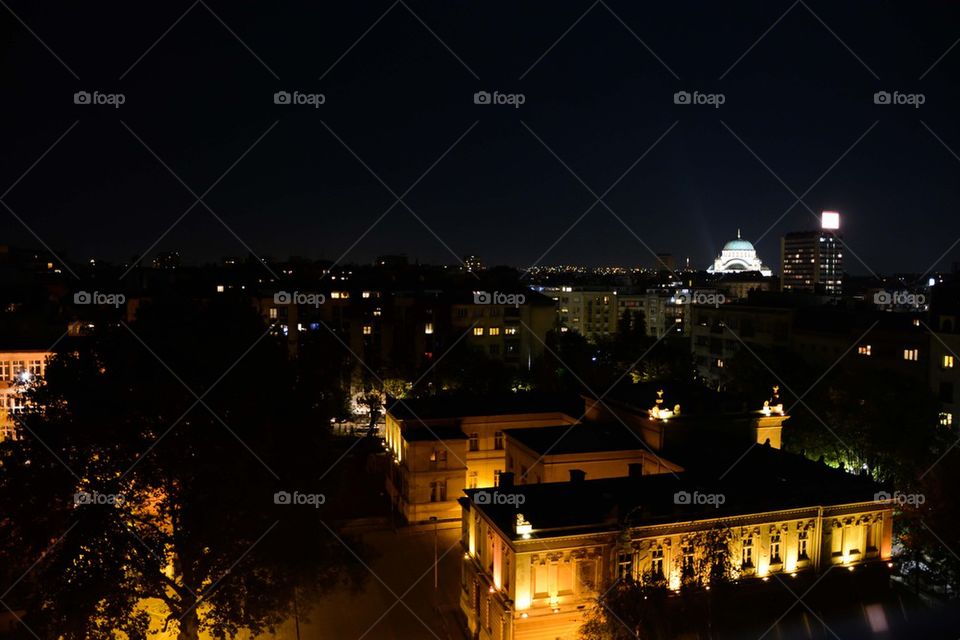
[785, 366, 944, 486]
[0, 297, 361, 639]
[579, 572, 672, 640]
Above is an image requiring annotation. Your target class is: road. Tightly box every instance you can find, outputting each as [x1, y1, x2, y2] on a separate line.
[268, 524, 465, 640]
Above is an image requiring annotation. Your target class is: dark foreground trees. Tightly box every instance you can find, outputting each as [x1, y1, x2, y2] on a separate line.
[0, 297, 361, 639]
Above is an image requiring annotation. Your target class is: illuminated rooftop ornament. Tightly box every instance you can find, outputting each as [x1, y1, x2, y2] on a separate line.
[649, 389, 680, 420]
[761, 385, 785, 416]
[515, 514, 532, 539]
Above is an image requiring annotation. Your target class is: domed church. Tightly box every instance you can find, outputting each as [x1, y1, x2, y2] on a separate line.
[707, 229, 773, 276]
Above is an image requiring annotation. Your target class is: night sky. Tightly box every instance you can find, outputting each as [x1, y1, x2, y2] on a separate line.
[2, 1, 959, 275]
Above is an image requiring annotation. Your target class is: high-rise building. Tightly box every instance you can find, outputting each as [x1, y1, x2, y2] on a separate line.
[780, 212, 843, 295]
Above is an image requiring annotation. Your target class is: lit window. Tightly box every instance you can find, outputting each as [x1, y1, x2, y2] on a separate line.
[268, 308, 278, 320]
[651, 547, 664, 577]
[473, 327, 485, 336]
[941, 412, 954, 427]
[489, 327, 500, 336]
[363, 325, 372, 335]
[913, 319, 921, 327]
[858, 345, 872, 356]
[424, 322, 433, 335]
[373, 308, 382, 317]
[331, 292, 340, 299]
[716, 358, 724, 368]
[505, 327, 519, 335]
[362, 291, 371, 299]
[944, 355, 955, 369]
[216, 285, 225, 293]
[617, 551, 634, 580]
[742, 537, 753, 568]
[903, 349, 919, 361]
[682, 545, 695, 575]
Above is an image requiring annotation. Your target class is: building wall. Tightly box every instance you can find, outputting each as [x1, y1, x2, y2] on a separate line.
[690, 305, 794, 386]
[505, 438, 682, 484]
[386, 411, 577, 523]
[0, 350, 50, 441]
[929, 316, 960, 429]
[461, 500, 892, 640]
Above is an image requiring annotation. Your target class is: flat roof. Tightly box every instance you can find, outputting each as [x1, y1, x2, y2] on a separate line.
[388, 392, 581, 422]
[504, 423, 650, 455]
[465, 445, 883, 538]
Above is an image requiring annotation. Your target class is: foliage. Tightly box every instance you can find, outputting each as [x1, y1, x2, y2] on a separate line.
[0, 297, 362, 640]
[579, 572, 672, 640]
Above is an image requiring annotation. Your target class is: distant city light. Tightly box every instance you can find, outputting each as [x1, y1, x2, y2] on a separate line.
[821, 211, 840, 229]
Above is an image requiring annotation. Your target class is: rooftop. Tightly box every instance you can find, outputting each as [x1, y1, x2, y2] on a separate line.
[504, 423, 651, 455]
[388, 392, 581, 423]
[465, 445, 882, 539]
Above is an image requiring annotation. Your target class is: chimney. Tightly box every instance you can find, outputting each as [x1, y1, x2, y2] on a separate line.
[499, 471, 514, 488]
[569, 469, 586, 483]
[628, 463, 643, 478]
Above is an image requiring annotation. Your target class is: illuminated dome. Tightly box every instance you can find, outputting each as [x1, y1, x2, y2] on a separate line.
[707, 229, 772, 277]
[723, 238, 755, 252]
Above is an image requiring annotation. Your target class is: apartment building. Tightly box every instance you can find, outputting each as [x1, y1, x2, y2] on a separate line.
[0, 350, 50, 441]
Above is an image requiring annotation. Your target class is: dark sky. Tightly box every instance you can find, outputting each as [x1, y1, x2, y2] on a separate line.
[2, 1, 959, 275]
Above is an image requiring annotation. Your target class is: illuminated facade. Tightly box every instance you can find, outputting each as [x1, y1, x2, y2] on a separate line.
[0, 350, 49, 441]
[504, 424, 684, 484]
[460, 446, 893, 640]
[707, 231, 773, 277]
[384, 397, 579, 522]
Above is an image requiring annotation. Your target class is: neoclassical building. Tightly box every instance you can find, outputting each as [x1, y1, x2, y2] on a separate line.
[708, 230, 773, 277]
[460, 445, 893, 640]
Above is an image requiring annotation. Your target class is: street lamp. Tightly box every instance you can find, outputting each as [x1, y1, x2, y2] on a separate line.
[430, 516, 439, 590]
